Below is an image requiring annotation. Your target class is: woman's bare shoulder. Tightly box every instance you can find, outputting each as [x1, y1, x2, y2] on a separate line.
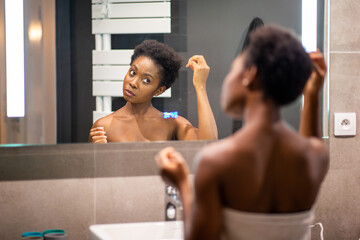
[196, 138, 235, 168]
[306, 137, 329, 172]
[172, 115, 197, 140]
[174, 115, 193, 126]
[92, 113, 115, 128]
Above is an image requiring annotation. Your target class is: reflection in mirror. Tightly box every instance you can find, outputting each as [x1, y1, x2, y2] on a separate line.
[89, 41, 218, 143]
[0, 0, 326, 145]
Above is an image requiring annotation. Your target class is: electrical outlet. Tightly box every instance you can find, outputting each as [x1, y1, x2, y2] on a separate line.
[334, 113, 356, 137]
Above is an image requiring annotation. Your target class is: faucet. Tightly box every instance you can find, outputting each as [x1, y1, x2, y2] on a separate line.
[165, 185, 182, 221]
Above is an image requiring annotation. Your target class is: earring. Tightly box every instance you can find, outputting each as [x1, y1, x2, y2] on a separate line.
[243, 79, 249, 86]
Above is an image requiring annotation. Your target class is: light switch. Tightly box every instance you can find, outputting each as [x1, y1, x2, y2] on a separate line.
[334, 113, 356, 137]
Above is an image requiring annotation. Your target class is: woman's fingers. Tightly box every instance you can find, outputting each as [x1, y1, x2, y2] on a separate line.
[156, 147, 175, 167]
[92, 135, 107, 141]
[186, 55, 208, 69]
[310, 51, 326, 71]
[155, 147, 188, 187]
[89, 130, 106, 137]
[170, 150, 185, 163]
[90, 127, 105, 132]
[187, 55, 210, 88]
[95, 139, 107, 143]
[304, 51, 327, 95]
[89, 126, 107, 143]
[309, 51, 326, 79]
[90, 127, 106, 137]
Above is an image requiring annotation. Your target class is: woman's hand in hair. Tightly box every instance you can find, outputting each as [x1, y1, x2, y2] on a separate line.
[299, 50, 326, 138]
[155, 147, 189, 188]
[304, 50, 327, 97]
[186, 55, 210, 89]
[89, 127, 108, 143]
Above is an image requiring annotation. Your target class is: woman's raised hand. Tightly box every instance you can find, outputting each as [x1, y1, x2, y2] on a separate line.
[186, 55, 210, 89]
[304, 50, 327, 96]
[89, 127, 108, 143]
[155, 147, 189, 188]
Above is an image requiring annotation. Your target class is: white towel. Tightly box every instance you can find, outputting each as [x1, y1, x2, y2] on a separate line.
[221, 208, 314, 240]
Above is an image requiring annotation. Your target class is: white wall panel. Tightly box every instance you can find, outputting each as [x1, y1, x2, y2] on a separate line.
[93, 50, 133, 65]
[92, 3, 170, 19]
[92, 18, 171, 34]
[92, 4, 104, 18]
[93, 81, 171, 97]
[93, 111, 113, 123]
[93, 81, 123, 96]
[109, 3, 170, 18]
[93, 65, 128, 80]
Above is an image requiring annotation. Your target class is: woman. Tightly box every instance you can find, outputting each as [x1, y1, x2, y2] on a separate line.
[89, 40, 218, 143]
[156, 26, 329, 240]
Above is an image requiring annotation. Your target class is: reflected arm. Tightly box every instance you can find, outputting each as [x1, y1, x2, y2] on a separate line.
[195, 85, 218, 140]
[187, 55, 218, 140]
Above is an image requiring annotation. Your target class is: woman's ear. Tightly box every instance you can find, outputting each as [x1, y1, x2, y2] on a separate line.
[154, 86, 166, 96]
[244, 66, 258, 89]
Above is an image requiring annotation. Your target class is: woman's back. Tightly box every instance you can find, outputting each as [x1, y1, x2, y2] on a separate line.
[202, 120, 328, 213]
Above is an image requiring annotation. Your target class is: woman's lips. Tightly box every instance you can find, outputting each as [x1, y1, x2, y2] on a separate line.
[125, 89, 135, 97]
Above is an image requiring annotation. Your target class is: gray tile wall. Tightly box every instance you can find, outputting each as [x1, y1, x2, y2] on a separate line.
[311, 0, 360, 239]
[0, 141, 208, 240]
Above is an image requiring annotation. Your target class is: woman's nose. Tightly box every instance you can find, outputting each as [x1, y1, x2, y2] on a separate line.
[129, 79, 138, 89]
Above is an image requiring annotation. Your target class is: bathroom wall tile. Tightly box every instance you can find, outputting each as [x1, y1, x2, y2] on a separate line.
[312, 169, 360, 239]
[329, 53, 360, 170]
[0, 143, 95, 180]
[94, 143, 160, 178]
[329, 53, 360, 112]
[0, 178, 95, 240]
[94, 141, 209, 178]
[95, 176, 166, 224]
[329, 137, 360, 170]
[330, 0, 360, 51]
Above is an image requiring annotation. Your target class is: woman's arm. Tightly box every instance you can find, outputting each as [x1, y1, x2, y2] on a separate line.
[185, 55, 218, 140]
[299, 51, 327, 138]
[155, 147, 222, 240]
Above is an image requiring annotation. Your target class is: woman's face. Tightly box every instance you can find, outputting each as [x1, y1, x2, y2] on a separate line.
[220, 54, 249, 118]
[123, 56, 165, 103]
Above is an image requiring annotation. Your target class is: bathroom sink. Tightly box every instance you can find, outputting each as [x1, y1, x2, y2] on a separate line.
[90, 221, 183, 240]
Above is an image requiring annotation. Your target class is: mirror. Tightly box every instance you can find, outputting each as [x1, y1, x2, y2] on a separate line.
[0, 0, 326, 145]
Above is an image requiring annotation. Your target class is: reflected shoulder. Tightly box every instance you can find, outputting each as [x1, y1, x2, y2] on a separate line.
[92, 113, 114, 128]
[174, 115, 192, 125]
[173, 115, 198, 140]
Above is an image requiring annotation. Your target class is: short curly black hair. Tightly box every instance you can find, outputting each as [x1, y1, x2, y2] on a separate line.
[244, 25, 313, 106]
[130, 40, 183, 89]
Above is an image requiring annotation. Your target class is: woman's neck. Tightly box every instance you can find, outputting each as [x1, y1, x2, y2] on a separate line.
[242, 93, 281, 128]
[124, 101, 154, 117]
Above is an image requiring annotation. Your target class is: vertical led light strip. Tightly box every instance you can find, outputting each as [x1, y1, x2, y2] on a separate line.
[302, 0, 317, 52]
[5, 0, 25, 117]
